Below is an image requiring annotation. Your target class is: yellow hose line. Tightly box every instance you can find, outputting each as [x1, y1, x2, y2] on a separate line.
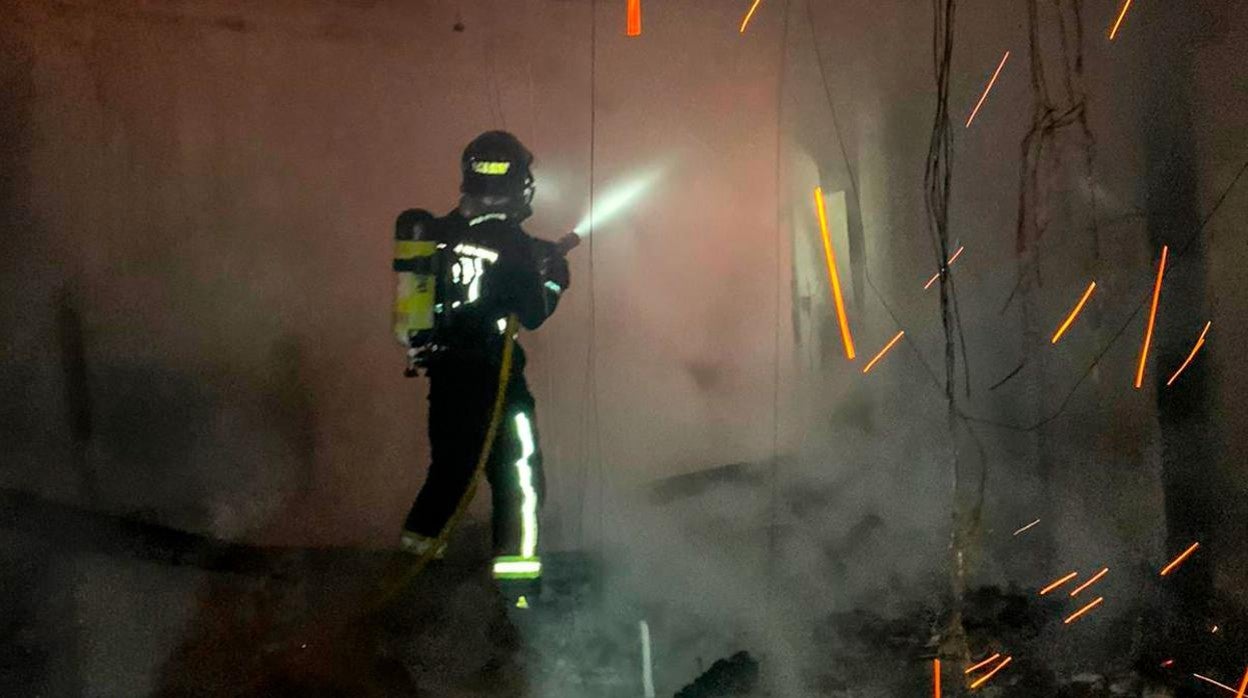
[374, 314, 519, 605]
[238, 315, 519, 686]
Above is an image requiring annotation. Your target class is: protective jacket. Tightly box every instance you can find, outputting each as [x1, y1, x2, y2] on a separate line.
[393, 207, 568, 581]
[394, 208, 567, 374]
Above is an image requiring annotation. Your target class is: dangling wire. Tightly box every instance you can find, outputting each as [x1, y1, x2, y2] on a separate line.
[576, 0, 602, 554]
[525, 0, 539, 142]
[805, 0, 988, 657]
[591, 0, 606, 559]
[457, 1, 501, 128]
[922, 0, 976, 660]
[1000, 0, 1096, 317]
[766, 0, 794, 593]
[486, 38, 507, 129]
[800, 0, 1246, 442]
[806, 0, 974, 396]
[923, 0, 959, 410]
[962, 155, 1248, 431]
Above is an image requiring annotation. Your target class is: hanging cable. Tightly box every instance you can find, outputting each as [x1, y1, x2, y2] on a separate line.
[575, 0, 603, 553]
[806, 0, 972, 394]
[804, 0, 1246, 434]
[1000, 0, 1097, 317]
[805, 0, 987, 659]
[960, 156, 1247, 431]
[923, 0, 976, 660]
[525, 0, 539, 141]
[487, 44, 506, 129]
[766, 0, 794, 593]
[590, 0, 605, 558]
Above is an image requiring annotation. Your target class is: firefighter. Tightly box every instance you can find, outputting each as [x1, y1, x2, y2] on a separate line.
[392, 131, 571, 586]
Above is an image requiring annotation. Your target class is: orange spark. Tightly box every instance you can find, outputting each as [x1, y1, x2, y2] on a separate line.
[1194, 673, 1241, 695]
[1040, 571, 1078, 595]
[626, 0, 641, 37]
[924, 246, 966, 290]
[1160, 541, 1200, 576]
[1161, 659, 1175, 668]
[1109, 0, 1135, 41]
[1013, 519, 1041, 536]
[966, 51, 1010, 128]
[1135, 245, 1168, 389]
[933, 658, 942, 698]
[739, 0, 764, 34]
[969, 656, 1012, 690]
[965, 653, 1002, 675]
[814, 187, 856, 360]
[1051, 281, 1097, 343]
[862, 331, 905, 374]
[1167, 321, 1212, 386]
[1070, 567, 1109, 596]
[1235, 667, 1248, 698]
[1064, 596, 1104, 624]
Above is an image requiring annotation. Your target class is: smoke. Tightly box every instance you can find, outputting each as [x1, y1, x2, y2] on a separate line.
[2, 0, 1246, 693]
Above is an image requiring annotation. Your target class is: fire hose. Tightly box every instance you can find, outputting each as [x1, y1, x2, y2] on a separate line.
[236, 315, 519, 695]
[374, 313, 519, 604]
[385, 232, 577, 600]
[245, 235, 577, 683]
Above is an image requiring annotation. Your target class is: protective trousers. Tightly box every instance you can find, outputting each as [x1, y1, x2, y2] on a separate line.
[403, 363, 545, 576]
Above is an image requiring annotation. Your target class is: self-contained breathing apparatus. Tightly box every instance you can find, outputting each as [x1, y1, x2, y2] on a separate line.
[391, 210, 447, 376]
[392, 131, 578, 376]
[393, 223, 578, 376]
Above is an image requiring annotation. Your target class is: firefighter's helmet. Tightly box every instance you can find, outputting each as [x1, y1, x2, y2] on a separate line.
[460, 131, 535, 201]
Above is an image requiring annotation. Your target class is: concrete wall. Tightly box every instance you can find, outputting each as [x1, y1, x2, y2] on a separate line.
[0, 0, 805, 550]
[1, 0, 1246, 693]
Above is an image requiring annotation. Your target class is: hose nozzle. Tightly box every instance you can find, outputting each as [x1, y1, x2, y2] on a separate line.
[555, 232, 581, 256]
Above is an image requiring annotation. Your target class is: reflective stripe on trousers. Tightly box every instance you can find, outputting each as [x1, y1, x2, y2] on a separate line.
[492, 411, 540, 580]
[513, 411, 539, 560]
